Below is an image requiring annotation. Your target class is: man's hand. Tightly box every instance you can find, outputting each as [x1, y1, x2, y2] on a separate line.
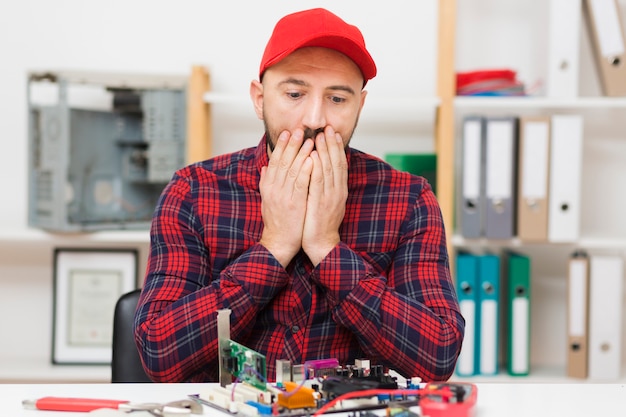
[259, 129, 314, 268]
[302, 126, 348, 266]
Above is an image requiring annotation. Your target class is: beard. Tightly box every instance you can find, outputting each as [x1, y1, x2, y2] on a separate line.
[263, 116, 358, 153]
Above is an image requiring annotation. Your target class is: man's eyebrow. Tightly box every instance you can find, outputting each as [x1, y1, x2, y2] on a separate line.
[278, 78, 308, 87]
[327, 85, 356, 95]
[277, 78, 356, 95]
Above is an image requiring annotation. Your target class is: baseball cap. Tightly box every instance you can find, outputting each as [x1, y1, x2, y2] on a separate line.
[259, 8, 377, 86]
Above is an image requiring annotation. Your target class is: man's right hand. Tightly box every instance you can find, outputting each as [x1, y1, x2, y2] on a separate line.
[259, 129, 314, 268]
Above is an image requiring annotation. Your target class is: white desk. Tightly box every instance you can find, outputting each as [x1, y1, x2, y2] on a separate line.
[4, 382, 626, 416]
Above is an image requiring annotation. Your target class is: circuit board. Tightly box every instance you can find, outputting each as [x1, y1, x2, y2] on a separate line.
[219, 338, 267, 391]
[210, 309, 477, 417]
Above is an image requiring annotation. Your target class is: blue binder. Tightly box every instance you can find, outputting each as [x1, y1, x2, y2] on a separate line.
[455, 251, 479, 377]
[477, 253, 500, 376]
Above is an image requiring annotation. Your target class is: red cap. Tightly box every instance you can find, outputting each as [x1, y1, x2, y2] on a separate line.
[259, 8, 377, 85]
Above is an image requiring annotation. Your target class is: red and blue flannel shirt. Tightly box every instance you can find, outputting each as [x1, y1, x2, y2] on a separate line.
[135, 137, 464, 383]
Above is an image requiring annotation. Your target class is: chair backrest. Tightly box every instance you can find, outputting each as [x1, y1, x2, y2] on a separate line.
[111, 289, 152, 383]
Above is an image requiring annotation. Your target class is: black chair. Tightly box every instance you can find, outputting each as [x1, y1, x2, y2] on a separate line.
[111, 289, 153, 383]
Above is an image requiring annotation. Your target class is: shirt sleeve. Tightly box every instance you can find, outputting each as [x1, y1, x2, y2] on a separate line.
[311, 185, 465, 382]
[133, 175, 288, 382]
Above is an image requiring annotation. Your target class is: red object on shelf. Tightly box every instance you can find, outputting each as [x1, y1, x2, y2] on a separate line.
[456, 69, 518, 89]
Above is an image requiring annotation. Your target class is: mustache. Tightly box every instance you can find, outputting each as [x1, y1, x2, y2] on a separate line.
[265, 127, 325, 152]
[303, 127, 324, 140]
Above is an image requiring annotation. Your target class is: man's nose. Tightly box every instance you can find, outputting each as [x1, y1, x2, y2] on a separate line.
[301, 96, 326, 136]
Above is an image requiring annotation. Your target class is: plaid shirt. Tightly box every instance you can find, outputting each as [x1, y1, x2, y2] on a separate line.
[135, 137, 464, 383]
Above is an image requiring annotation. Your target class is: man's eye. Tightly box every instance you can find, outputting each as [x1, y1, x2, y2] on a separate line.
[288, 92, 302, 99]
[330, 96, 346, 104]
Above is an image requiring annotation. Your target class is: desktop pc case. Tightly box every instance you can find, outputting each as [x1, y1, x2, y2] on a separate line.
[27, 70, 187, 232]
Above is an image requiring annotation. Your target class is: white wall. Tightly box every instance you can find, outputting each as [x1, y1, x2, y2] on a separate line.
[0, 0, 439, 372]
[3, 0, 624, 380]
[0, 0, 439, 234]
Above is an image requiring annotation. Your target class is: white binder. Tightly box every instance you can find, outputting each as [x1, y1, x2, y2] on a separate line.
[547, 0, 583, 98]
[588, 255, 624, 380]
[484, 117, 517, 240]
[548, 115, 584, 242]
[517, 117, 551, 242]
[567, 251, 590, 379]
[460, 116, 486, 239]
[584, 0, 626, 96]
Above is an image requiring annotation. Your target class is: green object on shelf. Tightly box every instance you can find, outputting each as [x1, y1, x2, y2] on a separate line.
[385, 153, 437, 195]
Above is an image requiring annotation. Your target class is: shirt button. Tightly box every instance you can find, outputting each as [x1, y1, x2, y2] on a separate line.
[291, 325, 300, 333]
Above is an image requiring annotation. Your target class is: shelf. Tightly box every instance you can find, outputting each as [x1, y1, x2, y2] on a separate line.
[203, 92, 440, 133]
[204, 92, 441, 109]
[0, 228, 150, 245]
[0, 229, 150, 262]
[203, 92, 249, 104]
[449, 365, 626, 384]
[0, 356, 110, 383]
[452, 235, 626, 250]
[455, 96, 626, 109]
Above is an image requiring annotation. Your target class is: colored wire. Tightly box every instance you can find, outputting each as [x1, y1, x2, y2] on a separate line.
[230, 364, 268, 401]
[274, 368, 310, 398]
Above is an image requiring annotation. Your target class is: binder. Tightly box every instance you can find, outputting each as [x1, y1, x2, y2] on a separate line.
[454, 251, 479, 377]
[584, 0, 626, 96]
[588, 255, 624, 380]
[477, 253, 500, 376]
[459, 116, 486, 239]
[548, 114, 584, 242]
[566, 250, 590, 379]
[385, 153, 437, 195]
[484, 117, 518, 240]
[504, 251, 531, 376]
[547, 0, 582, 98]
[517, 117, 551, 242]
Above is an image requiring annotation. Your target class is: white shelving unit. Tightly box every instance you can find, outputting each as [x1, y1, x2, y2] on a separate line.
[0, 231, 150, 383]
[452, 0, 626, 382]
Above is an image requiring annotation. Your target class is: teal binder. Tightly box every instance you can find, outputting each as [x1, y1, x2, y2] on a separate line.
[385, 153, 437, 195]
[505, 251, 531, 376]
[477, 253, 500, 376]
[454, 250, 479, 377]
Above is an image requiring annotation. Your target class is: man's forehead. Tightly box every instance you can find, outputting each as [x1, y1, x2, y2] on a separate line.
[263, 47, 364, 87]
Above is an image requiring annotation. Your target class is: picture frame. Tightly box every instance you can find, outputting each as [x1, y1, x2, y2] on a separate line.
[52, 248, 138, 365]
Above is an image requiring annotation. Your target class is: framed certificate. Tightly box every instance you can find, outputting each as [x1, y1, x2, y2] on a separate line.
[52, 248, 138, 365]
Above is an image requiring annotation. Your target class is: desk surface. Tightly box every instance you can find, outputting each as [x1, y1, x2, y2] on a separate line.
[4, 382, 626, 417]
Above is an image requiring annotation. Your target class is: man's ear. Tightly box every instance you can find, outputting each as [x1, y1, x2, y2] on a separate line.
[250, 80, 264, 120]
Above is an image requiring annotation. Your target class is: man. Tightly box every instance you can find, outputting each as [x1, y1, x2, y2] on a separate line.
[134, 7, 464, 383]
